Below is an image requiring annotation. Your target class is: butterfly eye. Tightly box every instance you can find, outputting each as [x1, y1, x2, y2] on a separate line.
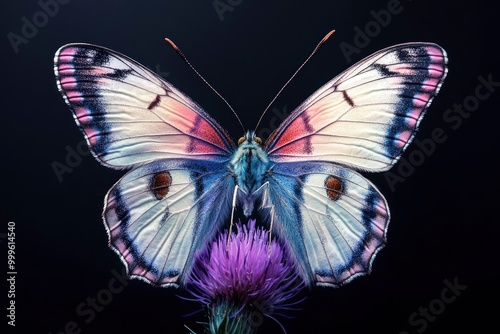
[238, 137, 245, 146]
[254, 136, 263, 146]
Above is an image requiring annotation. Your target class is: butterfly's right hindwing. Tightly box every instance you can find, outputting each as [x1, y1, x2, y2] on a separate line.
[104, 159, 234, 287]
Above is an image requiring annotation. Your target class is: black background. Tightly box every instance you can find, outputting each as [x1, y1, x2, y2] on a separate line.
[2, 0, 499, 333]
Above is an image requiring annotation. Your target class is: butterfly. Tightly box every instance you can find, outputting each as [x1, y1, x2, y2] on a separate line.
[54, 37, 447, 288]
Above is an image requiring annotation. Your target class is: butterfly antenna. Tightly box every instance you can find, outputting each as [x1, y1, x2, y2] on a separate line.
[254, 30, 335, 130]
[165, 38, 246, 132]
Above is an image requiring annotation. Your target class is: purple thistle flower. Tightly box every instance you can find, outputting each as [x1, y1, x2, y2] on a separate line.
[186, 220, 304, 334]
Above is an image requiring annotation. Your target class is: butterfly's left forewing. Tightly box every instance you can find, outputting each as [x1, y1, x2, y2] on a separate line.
[54, 44, 235, 169]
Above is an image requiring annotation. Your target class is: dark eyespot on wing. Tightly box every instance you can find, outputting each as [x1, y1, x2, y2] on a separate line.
[325, 175, 344, 201]
[151, 171, 172, 200]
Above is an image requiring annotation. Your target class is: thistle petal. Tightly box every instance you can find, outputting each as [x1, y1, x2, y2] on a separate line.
[186, 220, 305, 333]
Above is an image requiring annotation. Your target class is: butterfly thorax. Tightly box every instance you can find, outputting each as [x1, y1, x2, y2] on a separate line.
[229, 131, 271, 216]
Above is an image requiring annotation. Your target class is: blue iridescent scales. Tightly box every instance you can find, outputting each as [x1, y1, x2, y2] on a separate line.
[54, 41, 447, 287]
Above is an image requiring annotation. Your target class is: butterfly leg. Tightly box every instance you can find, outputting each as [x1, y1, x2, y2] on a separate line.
[267, 205, 276, 255]
[253, 182, 275, 254]
[226, 185, 241, 251]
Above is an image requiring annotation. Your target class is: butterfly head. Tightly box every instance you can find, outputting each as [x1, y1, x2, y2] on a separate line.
[233, 131, 268, 171]
[237, 130, 263, 147]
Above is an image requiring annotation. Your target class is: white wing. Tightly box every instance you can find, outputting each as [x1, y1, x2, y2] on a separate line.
[104, 159, 235, 287]
[54, 44, 234, 169]
[266, 43, 448, 172]
[266, 162, 389, 287]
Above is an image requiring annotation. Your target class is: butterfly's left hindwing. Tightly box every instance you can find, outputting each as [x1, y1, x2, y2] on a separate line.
[266, 162, 389, 287]
[105, 159, 234, 287]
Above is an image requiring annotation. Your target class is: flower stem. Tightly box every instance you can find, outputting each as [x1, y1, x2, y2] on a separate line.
[208, 300, 260, 334]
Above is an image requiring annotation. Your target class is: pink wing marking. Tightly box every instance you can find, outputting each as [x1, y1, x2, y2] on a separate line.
[397, 130, 412, 148]
[426, 45, 446, 61]
[57, 47, 77, 62]
[78, 114, 92, 124]
[155, 98, 231, 155]
[428, 63, 446, 77]
[407, 108, 423, 127]
[271, 113, 314, 155]
[413, 93, 431, 107]
[74, 106, 90, 118]
[423, 78, 440, 91]
[85, 128, 98, 145]
[65, 90, 82, 100]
